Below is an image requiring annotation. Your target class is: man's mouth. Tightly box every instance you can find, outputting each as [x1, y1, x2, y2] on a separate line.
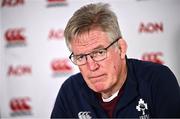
[89, 74, 106, 83]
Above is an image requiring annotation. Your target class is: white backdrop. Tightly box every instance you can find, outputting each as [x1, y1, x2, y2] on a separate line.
[1, 0, 180, 118]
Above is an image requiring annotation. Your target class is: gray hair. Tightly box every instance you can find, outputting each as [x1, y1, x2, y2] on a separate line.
[64, 2, 122, 50]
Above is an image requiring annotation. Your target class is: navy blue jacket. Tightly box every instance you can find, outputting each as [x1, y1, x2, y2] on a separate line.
[51, 59, 180, 118]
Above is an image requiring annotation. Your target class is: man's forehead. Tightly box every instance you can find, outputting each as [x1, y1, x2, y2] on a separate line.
[72, 36, 98, 46]
[71, 37, 109, 54]
[73, 29, 109, 43]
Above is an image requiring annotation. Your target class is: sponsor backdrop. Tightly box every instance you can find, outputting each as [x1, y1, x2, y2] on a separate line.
[1, 0, 180, 118]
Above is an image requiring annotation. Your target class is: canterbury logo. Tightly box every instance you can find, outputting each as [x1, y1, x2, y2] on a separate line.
[5, 28, 25, 42]
[78, 111, 92, 119]
[10, 97, 31, 112]
[10, 97, 32, 117]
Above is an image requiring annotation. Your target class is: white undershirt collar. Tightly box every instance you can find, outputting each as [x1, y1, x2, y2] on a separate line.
[102, 90, 119, 102]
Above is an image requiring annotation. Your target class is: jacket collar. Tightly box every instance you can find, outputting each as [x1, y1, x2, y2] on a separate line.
[79, 74, 103, 108]
[115, 58, 139, 111]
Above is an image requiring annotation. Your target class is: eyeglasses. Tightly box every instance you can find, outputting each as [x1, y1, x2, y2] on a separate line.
[69, 37, 121, 66]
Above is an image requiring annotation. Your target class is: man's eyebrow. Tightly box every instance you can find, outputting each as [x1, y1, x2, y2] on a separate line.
[92, 45, 105, 50]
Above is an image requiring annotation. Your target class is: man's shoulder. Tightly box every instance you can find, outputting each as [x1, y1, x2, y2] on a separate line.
[128, 58, 170, 74]
[60, 72, 85, 91]
[127, 58, 176, 84]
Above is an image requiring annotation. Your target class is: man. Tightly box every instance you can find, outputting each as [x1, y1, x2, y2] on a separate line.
[51, 3, 180, 118]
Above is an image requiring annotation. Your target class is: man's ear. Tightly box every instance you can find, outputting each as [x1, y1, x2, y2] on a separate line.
[118, 38, 127, 59]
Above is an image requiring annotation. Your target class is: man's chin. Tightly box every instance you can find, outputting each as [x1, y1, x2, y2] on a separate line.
[93, 83, 106, 93]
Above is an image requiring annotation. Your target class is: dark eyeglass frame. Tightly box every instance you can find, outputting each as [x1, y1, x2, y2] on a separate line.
[69, 37, 121, 65]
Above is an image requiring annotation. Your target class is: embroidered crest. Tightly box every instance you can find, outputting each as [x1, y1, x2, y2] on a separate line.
[136, 98, 149, 119]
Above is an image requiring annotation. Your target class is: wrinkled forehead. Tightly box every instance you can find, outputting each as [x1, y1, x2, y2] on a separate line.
[70, 29, 110, 54]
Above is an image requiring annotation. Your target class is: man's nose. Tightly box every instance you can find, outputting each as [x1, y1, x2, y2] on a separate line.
[86, 55, 99, 71]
